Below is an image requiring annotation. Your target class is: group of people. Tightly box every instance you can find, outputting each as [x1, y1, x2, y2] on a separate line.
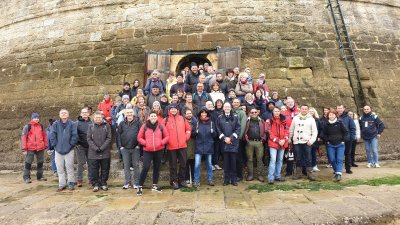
[20, 63, 385, 196]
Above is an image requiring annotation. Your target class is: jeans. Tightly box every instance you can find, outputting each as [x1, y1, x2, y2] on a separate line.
[364, 138, 379, 164]
[55, 150, 75, 188]
[194, 154, 213, 184]
[327, 143, 345, 175]
[311, 145, 318, 167]
[351, 139, 357, 164]
[23, 150, 45, 180]
[121, 148, 140, 185]
[88, 158, 111, 187]
[294, 144, 312, 168]
[212, 140, 223, 165]
[245, 141, 264, 176]
[168, 148, 187, 183]
[224, 152, 237, 183]
[51, 150, 57, 173]
[139, 150, 163, 186]
[268, 148, 284, 181]
[344, 141, 353, 171]
[76, 146, 88, 181]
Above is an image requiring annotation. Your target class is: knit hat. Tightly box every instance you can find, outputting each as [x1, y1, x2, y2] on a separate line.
[31, 113, 40, 119]
[152, 85, 160, 89]
[169, 103, 178, 110]
[191, 62, 197, 67]
[122, 95, 130, 100]
[153, 101, 161, 108]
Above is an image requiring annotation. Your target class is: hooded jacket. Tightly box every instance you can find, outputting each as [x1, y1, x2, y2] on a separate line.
[235, 81, 253, 96]
[232, 107, 247, 139]
[87, 121, 112, 159]
[21, 121, 48, 151]
[185, 71, 200, 92]
[162, 110, 191, 150]
[117, 117, 142, 150]
[289, 114, 318, 145]
[360, 112, 385, 140]
[322, 119, 349, 145]
[338, 112, 356, 141]
[76, 116, 93, 148]
[50, 119, 78, 155]
[193, 109, 217, 155]
[266, 115, 290, 149]
[137, 121, 169, 152]
[144, 78, 165, 95]
[97, 98, 114, 124]
[216, 113, 241, 153]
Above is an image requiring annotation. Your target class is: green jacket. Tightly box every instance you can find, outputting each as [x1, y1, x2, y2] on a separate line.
[232, 107, 247, 139]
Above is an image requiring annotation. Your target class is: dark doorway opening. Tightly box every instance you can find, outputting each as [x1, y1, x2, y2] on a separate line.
[175, 54, 212, 74]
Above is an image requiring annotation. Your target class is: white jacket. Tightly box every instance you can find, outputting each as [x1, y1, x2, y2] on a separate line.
[354, 119, 361, 140]
[289, 114, 318, 145]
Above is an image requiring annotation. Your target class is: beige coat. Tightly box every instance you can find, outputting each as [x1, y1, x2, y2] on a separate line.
[289, 114, 318, 145]
[235, 82, 253, 96]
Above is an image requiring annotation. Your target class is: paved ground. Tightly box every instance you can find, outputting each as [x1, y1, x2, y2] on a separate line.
[1, 161, 400, 225]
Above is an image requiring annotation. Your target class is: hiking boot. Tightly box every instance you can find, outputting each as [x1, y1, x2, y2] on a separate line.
[208, 180, 215, 186]
[151, 185, 162, 192]
[24, 178, 32, 184]
[136, 186, 143, 196]
[275, 177, 286, 182]
[101, 185, 108, 191]
[258, 176, 265, 182]
[171, 181, 179, 190]
[179, 181, 188, 188]
[93, 186, 99, 192]
[68, 182, 75, 191]
[77, 180, 83, 187]
[306, 167, 316, 181]
[246, 175, 254, 181]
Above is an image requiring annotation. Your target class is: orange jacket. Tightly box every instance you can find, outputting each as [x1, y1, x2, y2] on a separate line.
[162, 111, 191, 150]
[97, 98, 114, 124]
[21, 121, 48, 151]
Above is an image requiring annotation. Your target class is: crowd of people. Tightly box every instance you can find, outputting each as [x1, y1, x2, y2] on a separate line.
[20, 62, 385, 197]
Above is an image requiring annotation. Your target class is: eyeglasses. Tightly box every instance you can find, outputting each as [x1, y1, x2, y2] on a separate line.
[251, 111, 258, 114]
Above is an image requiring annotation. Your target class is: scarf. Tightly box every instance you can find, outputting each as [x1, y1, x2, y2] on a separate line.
[146, 120, 158, 131]
[328, 118, 337, 124]
[299, 114, 308, 120]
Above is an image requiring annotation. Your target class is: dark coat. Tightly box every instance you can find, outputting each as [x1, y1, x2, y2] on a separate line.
[144, 79, 165, 95]
[192, 91, 210, 108]
[216, 79, 229, 95]
[76, 116, 93, 148]
[119, 89, 132, 99]
[185, 71, 200, 92]
[116, 117, 142, 149]
[193, 118, 217, 155]
[360, 112, 385, 140]
[50, 119, 78, 155]
[170, 82, 190, 97]
[339, 112, 356, 141]
[322, 119, 349, 145]
[87, 122, 112, 159]
[216, 113, 241, 153]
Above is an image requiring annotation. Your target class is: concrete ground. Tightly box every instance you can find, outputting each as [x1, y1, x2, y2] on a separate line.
[1, 161, 400, 225]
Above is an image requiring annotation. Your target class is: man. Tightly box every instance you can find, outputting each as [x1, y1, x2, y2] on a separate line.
[51, 109, 78, 191]
[205, 66, 216, 87]
[76, 107, 93, 187]
[289, 105, 318, 181]
[21, 113, 48, 183]
[244, 108, 266, 182]
[253, 73, 269, 99]
[185, 62, 200, 92]
[261, 101, 275, 121]
[233, 67, 240, 79]
[119, 82, 132, 99]
[215, 72, 229, 95]
[184, 108, 197, 185]
[231, 98, 247, 181]
[144, 70, 165, 95]
[336, 105, 356, 174]
[97, 92, 114, 124]
[163, 104, 192, 189]
[282, 97, 300, 177]
[225, 69, 238, 90]
[170, 74, 190, 97]
[147, 85, 162, 108]
[192, 83, 210, 108]
[117, 108, 142, 189]
[360, 105, 385, 168]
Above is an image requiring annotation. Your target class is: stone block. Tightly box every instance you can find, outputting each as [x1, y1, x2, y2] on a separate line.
[182, 25, 205, 34]
[293, 40, 319, 49]
[280, 48, 307, 57]
[264, 57, 289, 68]
[287, 68, 313, 79]
[288, 57, 304, 68]
[230, 16, 265, 24]
[201, 33, 229, 42]
[60, 67, 82, 78]
[281, 32, 311, 41]
[146, 26, 181, 36]
[101, 31, 116, 41]
[307, 49, 327, 57]
[89, 32, 102, 42]
[116, 29, 134, 39]
[159, 35, 188, 44]
[265, 68, 287, 79]
[369, 43, 387, 51]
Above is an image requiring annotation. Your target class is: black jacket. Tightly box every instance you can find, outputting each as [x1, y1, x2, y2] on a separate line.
[87, 122, 112, 160]
[117, 117, 142, 149]
[322, 119, 349, 145]
[76, 116, 93, 148]
[170, 82, 190, 97]
[216, 113, 241, 153]
[185, 71, 200, 92]
[119, 89, 132, 99]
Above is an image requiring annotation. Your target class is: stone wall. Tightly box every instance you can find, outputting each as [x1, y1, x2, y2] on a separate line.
[0, 0, 399, 164]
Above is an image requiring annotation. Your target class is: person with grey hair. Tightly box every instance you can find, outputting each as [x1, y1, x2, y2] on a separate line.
[144, 70, 165, 95]
[76, 107, 93, 187]
[51, 109, 78, 191]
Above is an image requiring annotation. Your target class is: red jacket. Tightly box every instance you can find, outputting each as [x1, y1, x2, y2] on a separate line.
[21, 121, 48, 151]
[162, 111, 191, 150]
[137, 122, 169, 152]
[97, 98, 114, 124]
[281, 104, 300, 126]
[266, 115, 290, 150]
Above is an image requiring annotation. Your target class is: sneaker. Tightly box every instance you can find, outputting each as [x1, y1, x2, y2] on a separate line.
[325, 164, 332, 168]
[335, 174, 342, 182]
[68, 182, 75, 191]
[101, 185, 108, 191]
[193, 182, 200, 188]
[93, 186, 99, 192]
[211, 165, 216, 171]
[275, 177, 286, 182]
[171, 181, 179, 190]
[77, 180, 83, 187]
[133, 184, 139, 189]
[57, 186, 66, 192]
[130, 167, 134, 171]
[367, 163, 372, 168]
[312, 166, 320, 172]
[122, 183, 131, 189]
[179, 181, 188, 188]
[24, 178, 32, 184]
[208, 180, 215, 186]
[151, 185, 162, 192]
[374, 164, 381, 168]
[214, 165, 222, 170]
[268, 180, 274, 185]
[136, 187, 143, 196]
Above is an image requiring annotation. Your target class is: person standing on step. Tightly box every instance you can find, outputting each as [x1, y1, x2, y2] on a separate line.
[244, 107, 266, 182]
[360, 105, 385, 168]
[87, 111, 112, 192]
[51, 109, 78, 191]
[137, 112, 169, 196]
[321, 108, 349, 182]
[336, 105, 356, 174]
[289, 105, 318, 181]
[76, 107, 93, 187]
[21, 113, 48, 184]
[117, 108, 142, 190]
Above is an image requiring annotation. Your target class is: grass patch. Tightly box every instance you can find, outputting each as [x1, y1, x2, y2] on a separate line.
[95, 194, 108, 198]
[180, 187, 198, 192]
[248, 176, 400, 193]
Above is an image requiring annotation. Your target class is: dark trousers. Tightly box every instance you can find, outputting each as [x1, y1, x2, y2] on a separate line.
[236, 140, 246, 180]
[311, 145, 319, 167]
[294, 144, 312, 168]
[351, 139, 357, 164]
[23, 150, 45, 180]
[212, 140, 223, 165]
[88, 158, 111, 187]
[139, 150, 163, 186]
[224, 152, 237, 183]
[168, 148, 187, 183]
[344, 141, 353, 171]
[186, 159, 195, 182]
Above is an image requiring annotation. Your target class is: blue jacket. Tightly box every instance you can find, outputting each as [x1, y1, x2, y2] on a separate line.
[360, 112, 385, 140]
[216, 113, 241, 153]
[193, 118, 217, 155]
[46, 125, 54, 150]
[339, 112, 356, 141]
[144, 79, 165, 95]
[50, 119, 78, 155]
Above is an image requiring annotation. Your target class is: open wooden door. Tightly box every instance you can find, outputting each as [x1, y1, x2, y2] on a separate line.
[144, 49, 172, 82]
[217, 47, 241, 72]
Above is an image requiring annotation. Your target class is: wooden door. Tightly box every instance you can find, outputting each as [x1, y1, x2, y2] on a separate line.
[217, 47, 241, 72]
[144, 50, 171, 82]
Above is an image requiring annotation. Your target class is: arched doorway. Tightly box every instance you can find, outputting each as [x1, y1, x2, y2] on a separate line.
[175, 54, 212, 75]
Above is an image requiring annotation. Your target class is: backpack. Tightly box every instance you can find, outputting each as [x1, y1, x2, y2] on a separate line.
[195, 120, 213, 134]
[23, 123, 44, 145]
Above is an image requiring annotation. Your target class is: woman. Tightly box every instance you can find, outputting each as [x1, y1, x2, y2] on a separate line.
[192, 108, 217, 187]
[348, 110, 361, 167]
[235, 72, 253, 102]
[321, 107, 332, 168]
[130, 79, 141, 98]
[177, 89, 185, 101]
[137, 112, 169, 196]
[180, 92, 198, 116]
[308, 107, 323, 172]
[266, 107, 289, 184]
[212, 99, 224, 170]
[131, 88, 144, 105]
[151, 101, 164, 123]
[134, 96, 150, 123]
[166, 72, 177, 102]
[322, 108, 349, 182]
[209, 82, 225, 104]
[254, 88, 267, 115]
[270, 91, 283, 108]
[243, 93, 256, 110]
